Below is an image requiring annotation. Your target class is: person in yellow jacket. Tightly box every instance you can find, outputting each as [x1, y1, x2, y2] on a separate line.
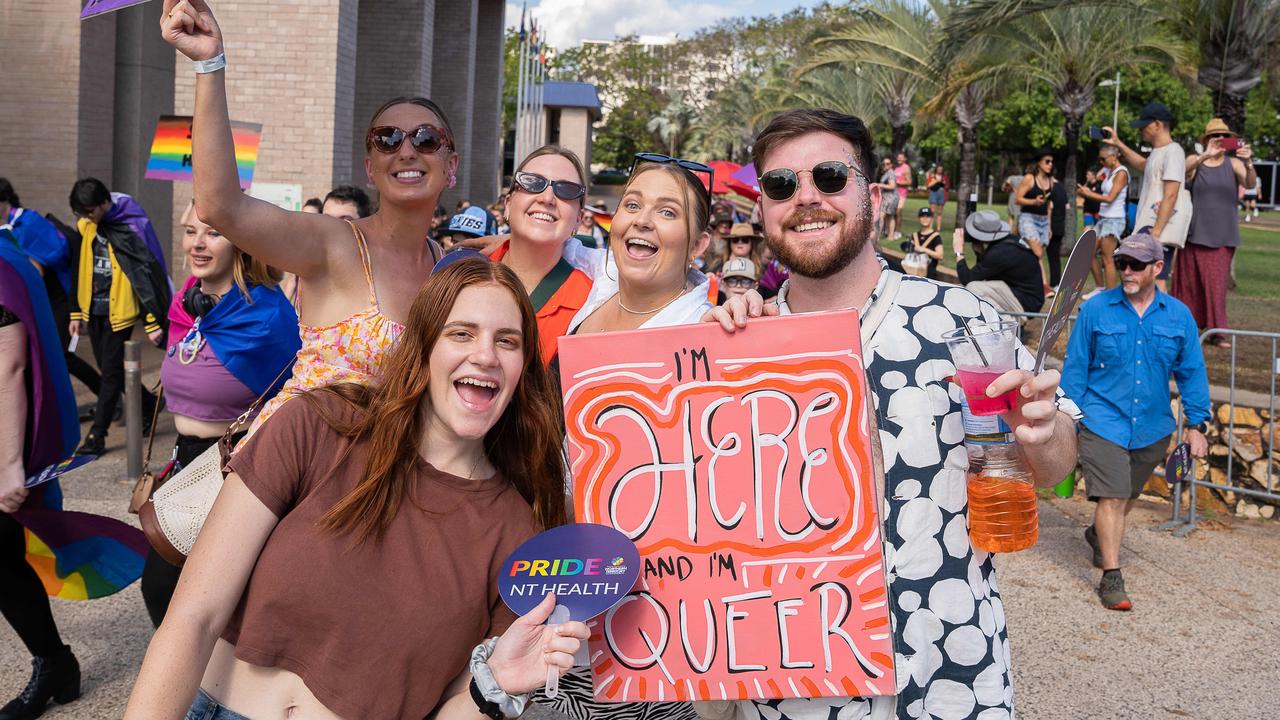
[67, 178, 171, 456]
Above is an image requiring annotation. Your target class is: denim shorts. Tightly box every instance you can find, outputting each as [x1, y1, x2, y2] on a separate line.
[186, 688, 252, 720]
[928, 189, 945, 205]
[1018, 213, 1050, 243]
[1095, 217, 1125, 239]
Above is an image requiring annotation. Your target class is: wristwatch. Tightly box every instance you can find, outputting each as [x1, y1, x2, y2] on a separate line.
[1190, 422, 1207, 434]
[469, 677, 506, 720]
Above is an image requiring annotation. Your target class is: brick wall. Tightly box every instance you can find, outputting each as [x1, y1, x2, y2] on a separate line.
[0, 4, 88, 218]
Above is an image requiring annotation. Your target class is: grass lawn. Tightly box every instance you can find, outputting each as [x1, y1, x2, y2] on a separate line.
[889, 195, 1280, 393]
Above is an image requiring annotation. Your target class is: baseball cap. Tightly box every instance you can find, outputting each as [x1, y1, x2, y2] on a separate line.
[1130, 102, 1173, 130]
[713, 208, 734, 226]
[447, 206, 492, 238]
[963, 210, 1010, 243]
[918, 207, 933, 217]
[721, 257, 757, 281]
[1114, 230, 1162, 263]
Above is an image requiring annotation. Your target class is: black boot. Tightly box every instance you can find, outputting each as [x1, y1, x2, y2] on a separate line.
[0, 646, 81, 720]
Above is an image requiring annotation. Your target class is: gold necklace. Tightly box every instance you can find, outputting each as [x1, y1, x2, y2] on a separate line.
[616, 282, 688, 315]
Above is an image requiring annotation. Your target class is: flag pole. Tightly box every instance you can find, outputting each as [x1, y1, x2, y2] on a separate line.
[515, 5, 528, 165]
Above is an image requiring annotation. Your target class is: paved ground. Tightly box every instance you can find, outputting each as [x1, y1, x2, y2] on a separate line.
[4, 351, 1277, 718]
[5, 445, 1276, 719]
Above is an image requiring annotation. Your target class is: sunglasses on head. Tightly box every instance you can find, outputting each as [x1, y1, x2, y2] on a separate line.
[512, 171, 586, 202]
[629, 153, 715, 203]
[758, 160, 868, 202]
[367, 124, 452, 155]
[1115, 257, 1151, 272]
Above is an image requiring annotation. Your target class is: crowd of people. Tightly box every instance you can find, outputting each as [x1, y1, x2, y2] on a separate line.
[0, 3, 1238, 719]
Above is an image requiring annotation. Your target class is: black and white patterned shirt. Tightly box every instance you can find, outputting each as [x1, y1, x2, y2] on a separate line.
[738, 269, 1077, 720]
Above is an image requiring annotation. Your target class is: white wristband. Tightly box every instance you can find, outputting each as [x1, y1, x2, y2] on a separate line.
[193, 52, 226, 74]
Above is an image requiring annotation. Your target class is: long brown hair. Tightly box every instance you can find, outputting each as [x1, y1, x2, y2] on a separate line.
[302, 257, 569, 543]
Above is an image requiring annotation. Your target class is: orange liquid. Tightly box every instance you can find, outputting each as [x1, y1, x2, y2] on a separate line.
[967, 472, 1039, 553]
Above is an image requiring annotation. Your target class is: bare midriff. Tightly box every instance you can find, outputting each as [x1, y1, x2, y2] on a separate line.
[199, 639, 345, 720]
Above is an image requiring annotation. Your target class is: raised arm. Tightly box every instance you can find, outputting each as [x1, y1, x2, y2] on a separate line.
[161, 0, 350, 280]
[1102, 128, 1146, 172]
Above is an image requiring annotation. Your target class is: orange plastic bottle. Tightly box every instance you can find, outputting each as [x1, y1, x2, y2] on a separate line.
[961, 396, 1039, 553]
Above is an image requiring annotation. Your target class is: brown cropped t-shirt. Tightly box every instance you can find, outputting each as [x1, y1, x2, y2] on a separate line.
[223, 394, 538, 720]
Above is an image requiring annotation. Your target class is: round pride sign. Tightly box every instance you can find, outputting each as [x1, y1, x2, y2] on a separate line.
[500, 523, 640, 620]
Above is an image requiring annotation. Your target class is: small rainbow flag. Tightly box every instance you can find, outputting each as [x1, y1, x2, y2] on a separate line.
[145, 115, 262, 190]
[16, 484, 148, 601]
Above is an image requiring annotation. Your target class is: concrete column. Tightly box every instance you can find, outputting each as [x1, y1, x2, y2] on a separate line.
[78, 14, 118, 190]
[431, 0, 478, 208]
[469, 0, 505, 205]
[113, 1, 176, 271]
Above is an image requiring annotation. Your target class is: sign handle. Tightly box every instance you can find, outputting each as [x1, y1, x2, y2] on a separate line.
[544, 604, 572, 698]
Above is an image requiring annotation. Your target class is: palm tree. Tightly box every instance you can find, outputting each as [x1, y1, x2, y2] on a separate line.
[802, 0, 942, 154]
[686, 76, 766, 162]
[941, 5, 1189, 242]
[647, 91, 697, 157]
[758, 62, 884, 127]
[941, 0, 1280, 133]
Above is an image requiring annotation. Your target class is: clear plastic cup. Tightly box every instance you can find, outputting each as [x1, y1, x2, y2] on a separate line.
[942, 320, 1018, 416]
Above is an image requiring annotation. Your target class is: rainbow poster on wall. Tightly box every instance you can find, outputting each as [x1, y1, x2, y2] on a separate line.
[145, 115, 262, 190]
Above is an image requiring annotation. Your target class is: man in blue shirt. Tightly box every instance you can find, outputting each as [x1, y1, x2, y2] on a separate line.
[1063, 230, 1210, 611]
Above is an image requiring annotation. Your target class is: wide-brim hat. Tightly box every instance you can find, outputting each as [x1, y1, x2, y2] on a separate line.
[963, 210, 1010, 243]
[1030, 147, 1055, 163]
[1200, 117, 1238, 145]
[727, 222, 762, 241]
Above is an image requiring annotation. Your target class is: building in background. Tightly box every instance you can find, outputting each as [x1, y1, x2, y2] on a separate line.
[0, 0, 504, 278]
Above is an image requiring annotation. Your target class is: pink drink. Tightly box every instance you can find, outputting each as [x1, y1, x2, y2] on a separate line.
[955, 369, 1016, 416]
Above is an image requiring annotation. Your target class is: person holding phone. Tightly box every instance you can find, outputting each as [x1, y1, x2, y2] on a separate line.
[1077, 146, 1130, 291]
[1100, 102, 1191, 292]
[1174, 118, 1256, 341]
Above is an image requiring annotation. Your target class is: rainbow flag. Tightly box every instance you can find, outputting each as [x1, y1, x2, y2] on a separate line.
[16, 484, 149, 601]
[145, 115, 262, 190]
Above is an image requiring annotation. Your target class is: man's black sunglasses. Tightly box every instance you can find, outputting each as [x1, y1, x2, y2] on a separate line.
[757, 160, 869, 202]
[1115, 257, 1151, 272]
[629, 153, 714, 203]
[512, 171, 587, 202]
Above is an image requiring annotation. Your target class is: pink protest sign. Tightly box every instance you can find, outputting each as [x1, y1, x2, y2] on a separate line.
[557, 311, 894, 703]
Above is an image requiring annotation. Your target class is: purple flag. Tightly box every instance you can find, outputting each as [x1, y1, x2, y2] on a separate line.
[81, 0, 153, 20]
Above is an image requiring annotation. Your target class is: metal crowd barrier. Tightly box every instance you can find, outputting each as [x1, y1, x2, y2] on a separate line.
[1157, 329, 1280, 536]
[996, 311, 1280, 535]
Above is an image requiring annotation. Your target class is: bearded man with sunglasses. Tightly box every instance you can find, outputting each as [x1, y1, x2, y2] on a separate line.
[704, 108, 1080, 720]
[1062, 230, 1210, 611]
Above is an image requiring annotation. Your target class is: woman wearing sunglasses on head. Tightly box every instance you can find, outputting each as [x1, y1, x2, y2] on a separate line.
[489, 146, 595, 366]
[161, 1, 449, 433]
[125, 257, 589, 720]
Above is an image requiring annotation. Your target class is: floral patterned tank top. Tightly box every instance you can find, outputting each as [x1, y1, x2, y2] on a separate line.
[245, 222, 405, 437]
